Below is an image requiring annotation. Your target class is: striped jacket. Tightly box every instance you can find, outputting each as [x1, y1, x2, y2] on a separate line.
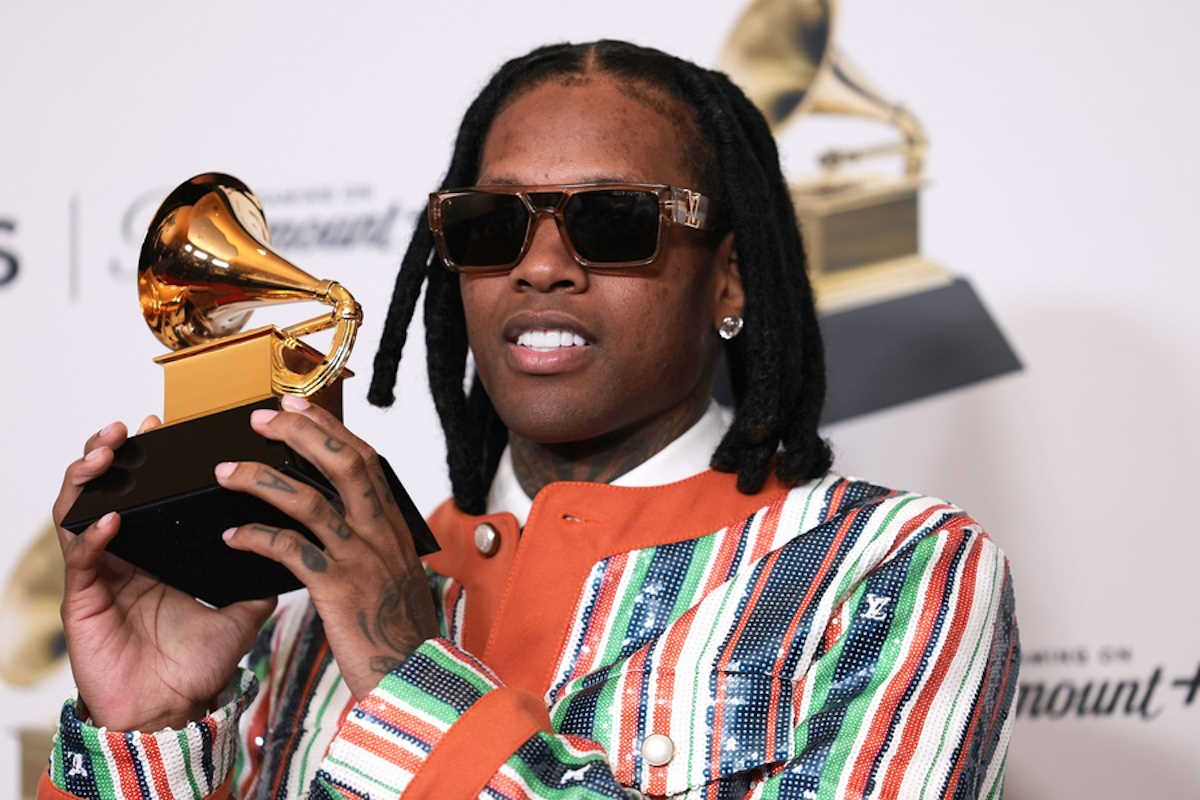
[42, 470, 1019, 799]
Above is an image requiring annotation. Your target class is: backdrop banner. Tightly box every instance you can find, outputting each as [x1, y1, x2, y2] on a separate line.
[1, 1, 1196, 796]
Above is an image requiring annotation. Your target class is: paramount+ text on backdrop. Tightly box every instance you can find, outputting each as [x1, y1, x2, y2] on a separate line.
[1, 0, 1197, 797]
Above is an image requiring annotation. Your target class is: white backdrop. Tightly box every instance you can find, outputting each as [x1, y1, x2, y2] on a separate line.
[1, 0, 1197, 796]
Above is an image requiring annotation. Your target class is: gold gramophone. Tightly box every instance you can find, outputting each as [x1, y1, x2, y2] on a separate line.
[719, 0, 951, 311]
[62, 173, 436, 607]
[137, 173, 362, 423]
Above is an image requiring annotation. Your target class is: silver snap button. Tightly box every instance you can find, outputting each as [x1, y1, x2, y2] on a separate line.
[474, 522, 500, 556]
[640, 732, 674, 766]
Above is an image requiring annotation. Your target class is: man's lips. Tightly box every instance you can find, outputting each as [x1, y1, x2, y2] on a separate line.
[505, 341, 593, 374]
[502, 310, 597, 345]
[501, 310, 597, 375]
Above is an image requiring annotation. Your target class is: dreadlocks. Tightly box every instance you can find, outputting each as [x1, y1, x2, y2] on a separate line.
[368, 39, 833, 514]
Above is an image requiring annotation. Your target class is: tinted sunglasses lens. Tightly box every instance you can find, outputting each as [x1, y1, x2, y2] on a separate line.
[440, 193, 528, 267]
[564, 190, 660, 263]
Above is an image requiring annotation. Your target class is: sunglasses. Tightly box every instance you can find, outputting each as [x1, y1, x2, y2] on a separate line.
[427, 182, 716, 272]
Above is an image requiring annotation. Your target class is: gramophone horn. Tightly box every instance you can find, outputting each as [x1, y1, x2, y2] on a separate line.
[718, 0, 927, 176]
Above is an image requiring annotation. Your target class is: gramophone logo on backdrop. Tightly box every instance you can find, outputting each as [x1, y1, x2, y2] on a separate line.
[716, 0, 1021, 423]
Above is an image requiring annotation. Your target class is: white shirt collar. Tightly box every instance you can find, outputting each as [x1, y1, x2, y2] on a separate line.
[486, 400, 730, 527]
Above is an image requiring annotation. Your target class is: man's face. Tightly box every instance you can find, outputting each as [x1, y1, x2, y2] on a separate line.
[459, 76, 732, 445]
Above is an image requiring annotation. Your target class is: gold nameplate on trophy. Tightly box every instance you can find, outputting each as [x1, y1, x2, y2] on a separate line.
[154, 326, 347, 424]
[63, 173, 437, 607]
[719, 0, 952, 312]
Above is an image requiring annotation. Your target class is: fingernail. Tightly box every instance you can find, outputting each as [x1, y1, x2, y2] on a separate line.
[99, 511, 118, 527]
[250, 409, 278, 426]
[99, 422, 119, 437]
[214, 462, 237, 479]
[85, 447, 106, 463]
[221, 527, 236, 542]
[280, 395, 310, 411]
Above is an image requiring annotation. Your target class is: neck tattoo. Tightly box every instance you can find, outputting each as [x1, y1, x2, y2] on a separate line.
[509, 384, 712, 499]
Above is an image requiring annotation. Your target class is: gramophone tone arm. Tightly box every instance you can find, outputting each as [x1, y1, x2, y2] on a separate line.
[273, 281, 363, 397]
[281, 282, 363, 340]
[816, 103, 927, 176]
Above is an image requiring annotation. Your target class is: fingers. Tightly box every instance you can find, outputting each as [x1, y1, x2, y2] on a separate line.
[280, 395, 376, 462]
[213, 462, 353, 552]
[217, 595, 278, 640]
[57, 416, 155, 530]
[248, 404, 391, 525]
[83, 421, 127, 457]
[222, 524, 333, 584]
[62, 511, 123, 594]
[52, 445, 115, 530]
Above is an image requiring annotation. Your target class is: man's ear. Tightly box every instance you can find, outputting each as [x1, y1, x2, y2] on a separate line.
[711, 231, 745, 328]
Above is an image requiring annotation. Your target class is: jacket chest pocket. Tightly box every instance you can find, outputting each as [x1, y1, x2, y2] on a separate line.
[556, 668, 796, 797]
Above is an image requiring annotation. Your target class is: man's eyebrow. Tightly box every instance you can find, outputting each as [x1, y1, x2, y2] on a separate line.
[475, 174, 644, 186]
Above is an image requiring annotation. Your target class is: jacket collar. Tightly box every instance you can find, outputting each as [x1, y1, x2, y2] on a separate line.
[485, 401, 731, 526]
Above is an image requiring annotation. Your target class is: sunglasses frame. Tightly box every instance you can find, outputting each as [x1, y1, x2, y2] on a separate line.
[427, 182, 716, 273]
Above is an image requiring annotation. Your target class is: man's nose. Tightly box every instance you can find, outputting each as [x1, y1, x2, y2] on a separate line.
[507, 213, 588, 293]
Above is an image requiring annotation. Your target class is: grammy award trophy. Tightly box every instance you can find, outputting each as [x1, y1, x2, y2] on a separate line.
[62, 173, 438, 607]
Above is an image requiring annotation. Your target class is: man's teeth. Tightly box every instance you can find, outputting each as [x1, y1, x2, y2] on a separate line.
[515, 329, 588, 350]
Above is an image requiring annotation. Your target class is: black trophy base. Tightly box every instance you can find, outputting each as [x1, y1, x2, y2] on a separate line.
[61, 397, 438, 608]
[713, 277, 1022, 424]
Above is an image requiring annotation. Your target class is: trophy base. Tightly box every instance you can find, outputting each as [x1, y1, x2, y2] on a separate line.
[61, 397, 438, 608]
[712, 277, 1021, 423]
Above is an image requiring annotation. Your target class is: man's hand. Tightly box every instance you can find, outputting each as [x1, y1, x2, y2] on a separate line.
[217, 395, 438, 700]
[54, 416, 276, 731]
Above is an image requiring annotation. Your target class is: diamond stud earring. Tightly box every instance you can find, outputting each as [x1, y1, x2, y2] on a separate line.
[718, 315, 744, 340]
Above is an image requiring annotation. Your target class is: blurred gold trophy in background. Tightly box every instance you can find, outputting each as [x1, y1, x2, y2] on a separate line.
[0, 524, 64, 688]
[719, 0, 951, 311]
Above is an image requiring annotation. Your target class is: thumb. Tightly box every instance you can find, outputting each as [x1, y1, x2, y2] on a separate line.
[218, 596, 278, 638]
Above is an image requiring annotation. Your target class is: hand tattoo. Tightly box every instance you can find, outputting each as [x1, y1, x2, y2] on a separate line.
[357, 610, 376, 645]
[357, 575, 431, 676]
[255, 469, 297, 494]
[355, 574, 430, 674]
[374, 574, 428, 656]
[299, 542, 328, 572]
[370, 656, 403, 674]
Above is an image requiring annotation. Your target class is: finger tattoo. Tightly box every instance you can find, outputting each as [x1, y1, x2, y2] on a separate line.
[323, 435, 345, 453]
[363, 486, 384, 518]
[256, 469, 297, 494]
[299, 542, 328, 572]
[327, 509, 353, 540]
[248, 523, 283, 545]
[374, 469, 397, 505]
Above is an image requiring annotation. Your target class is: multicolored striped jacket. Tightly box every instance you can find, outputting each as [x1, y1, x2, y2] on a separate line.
[41, 470, 1019, 799]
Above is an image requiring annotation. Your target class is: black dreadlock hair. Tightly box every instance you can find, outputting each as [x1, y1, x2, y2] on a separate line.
[368, 40, 833, 514]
